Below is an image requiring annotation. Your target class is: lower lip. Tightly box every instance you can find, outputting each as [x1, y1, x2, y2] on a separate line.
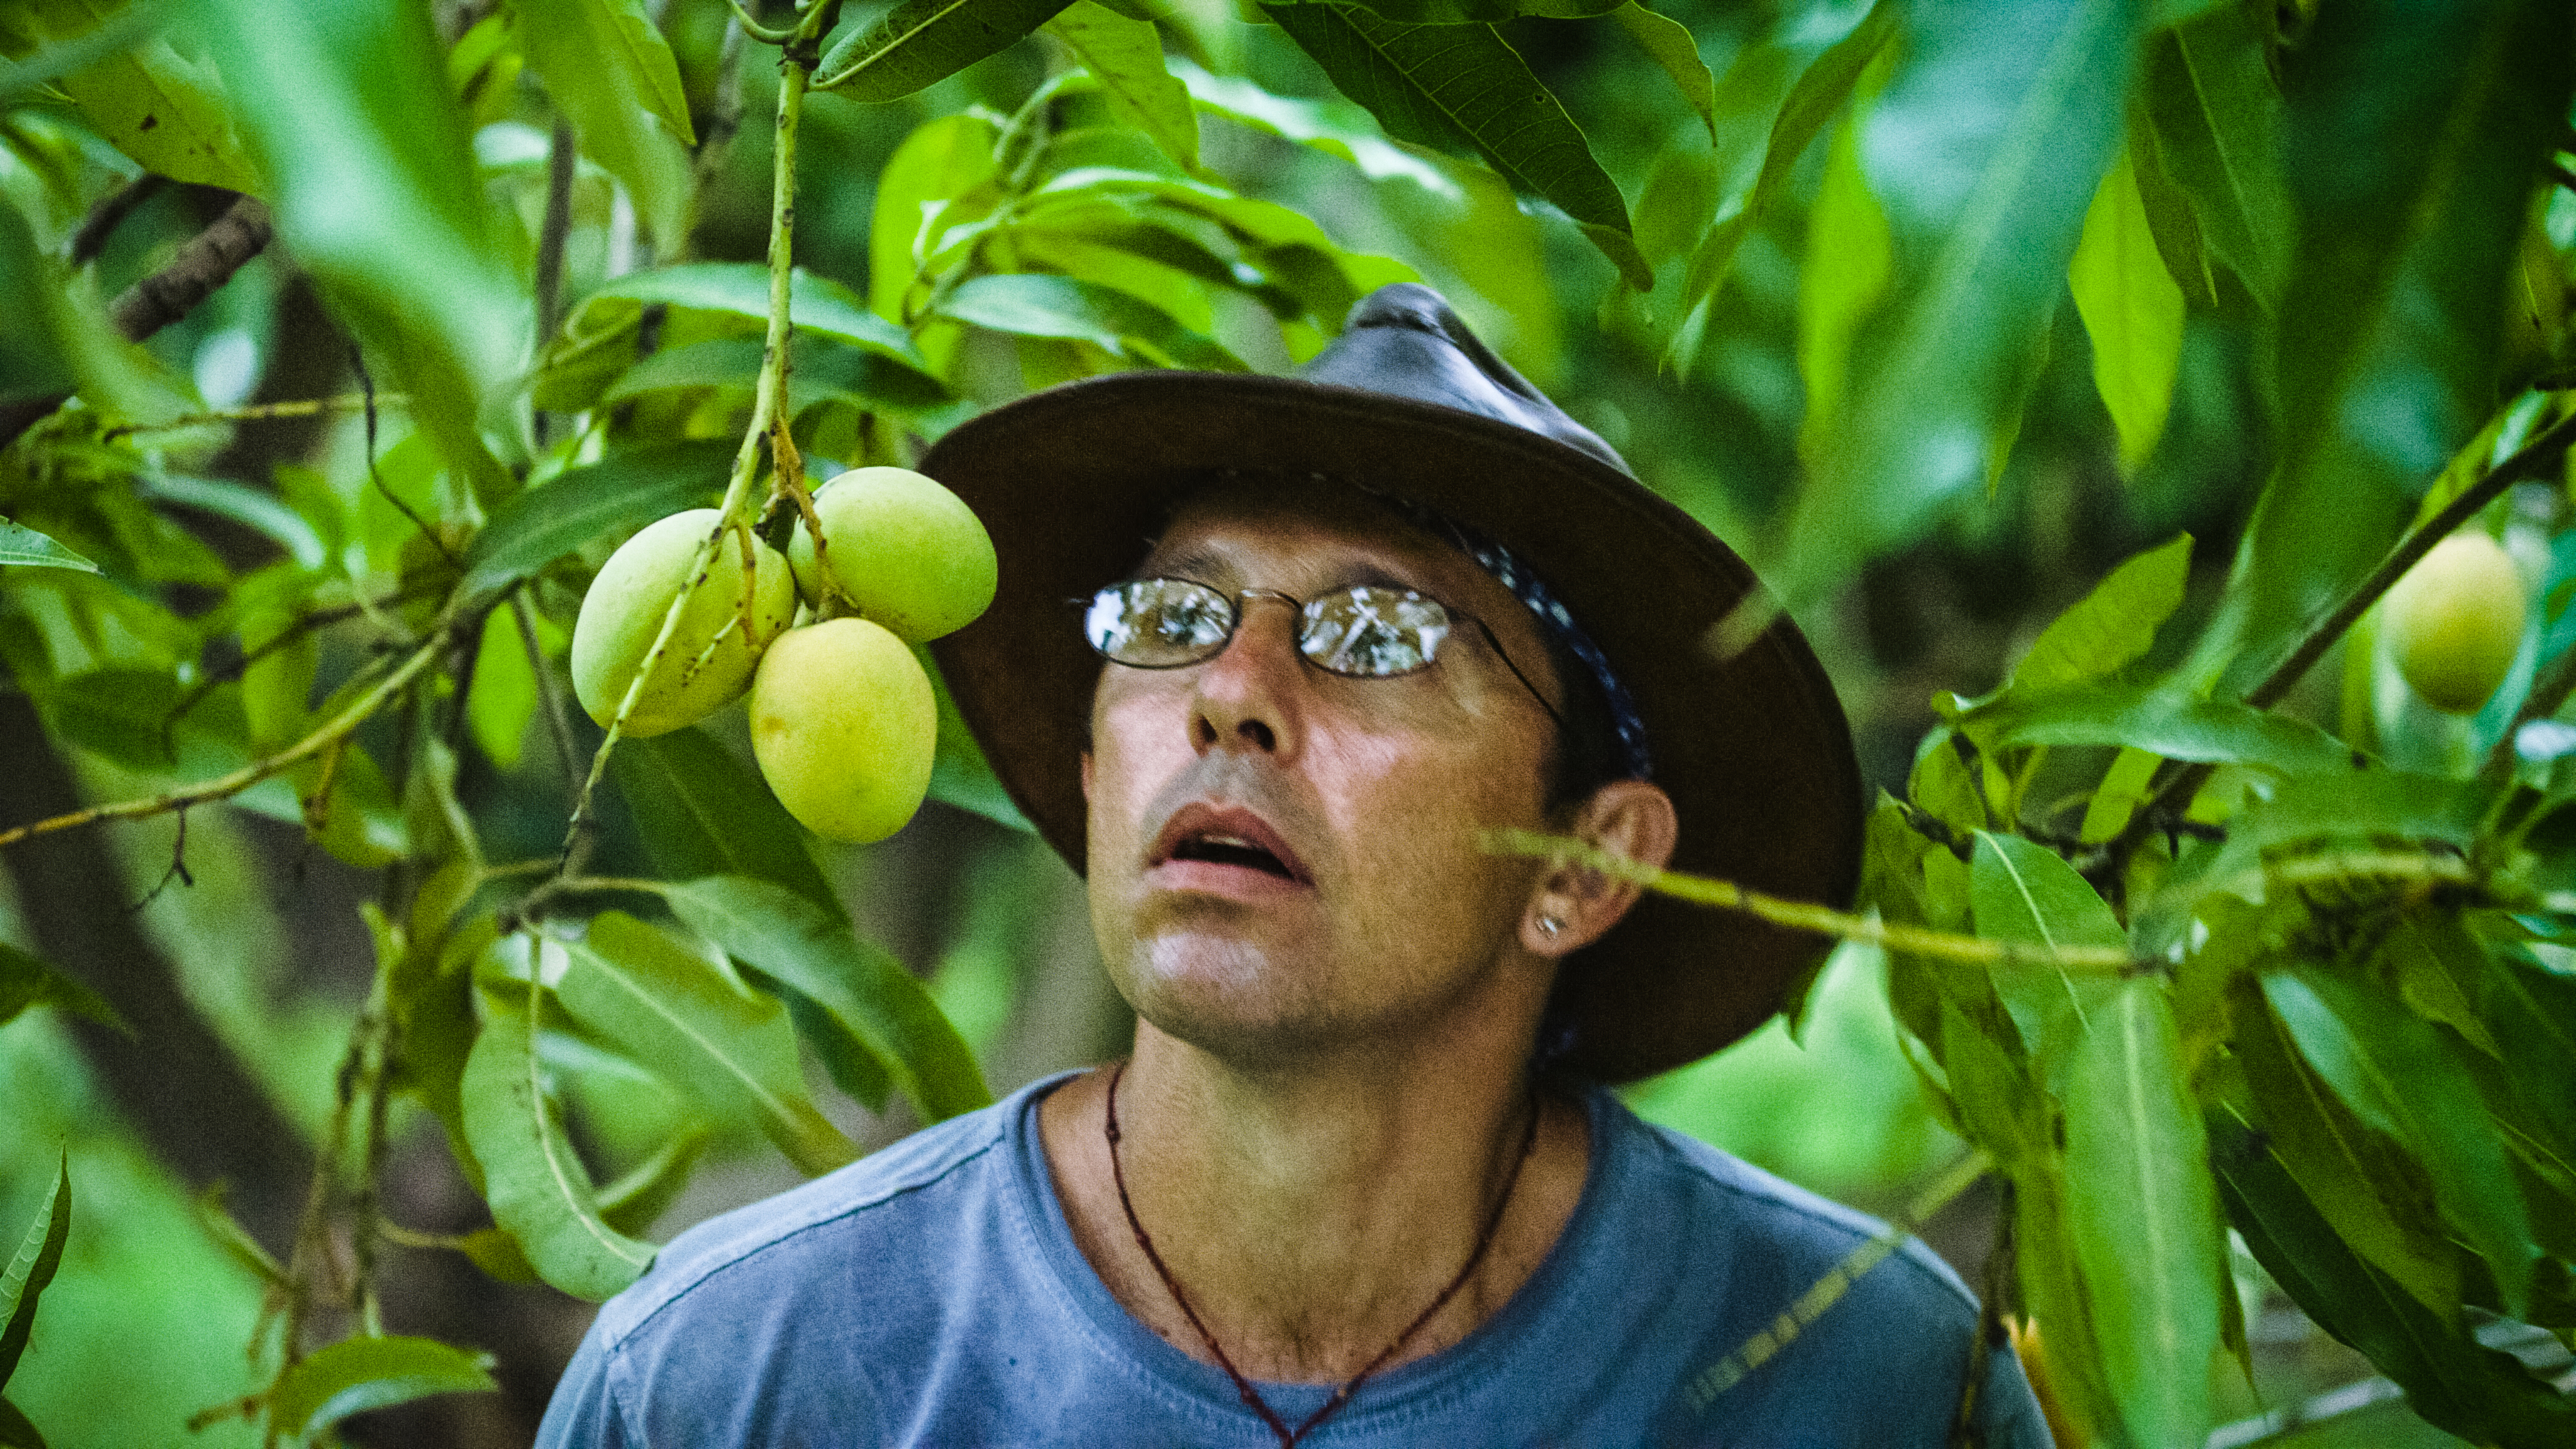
[1146, 858, 1313, 900]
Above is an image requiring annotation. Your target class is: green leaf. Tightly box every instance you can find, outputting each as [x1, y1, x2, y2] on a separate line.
[0, 185, 170, 419]
[2384, 912, 2504, 1058]
[2010, 1150, 2120, 1445]
[1979, 683, 2352, 775]
[1174, 60, 1458, 199]
[1970, 831, 2126, 1073]
[921, 643, 1031, 831]
[2136, 3, 2290, 308]
[460, 991, 655, 1301]
[45, 665, 246, 775]
[192, 1183, 287, 1291]
[0, 1150, 69, 1389]
[0, 941, 123, 1035]
[0, 521, 96, 574]
[0, 201, 75, 407]
[457, 440, 734, 603]
[594, 1126, 710, 1238]
[2009, 535, 2194, 696]
[553, 913, 859, 1176]
[2211, 1107, 2576, 1445]
[195, 0, 521, 504]
[132, 475, 327, 570]
[0, 1396, 43, 1449]
[1795, 114, 1890, 468]
[1939, 996, 2043, 1165]
[603, 336, 955, 416]
[816, 0, 1075, 101]
[518, 0, 696, 248]
[0, 0, 154, 103]
[2122, 88, 2216, 311]
[1772, 0, 2142, 613]
[2488, 954, 2576, 1146]
[1672, 0, 1895, 362]
[610, 728, 843, 918]
[1604, 3, 1714, 145]
[2265, 968, 2536, 1316]
[937, 272, 1246, 371]
[1260, 4, 1648, 289]
[2068, 150, 2184, 476]
[870, 112, 1003, 323]
[1048, 1, 1198, 172]
[665, 875, 992, 1124]
[2191, 0, 2575, 696]
[267, 1335, 497, 1441]
[585, 264, 933, 369]
[2063, 980, 2221, 1449]
[2233, 977, 2461, 1315]
[0, 2, 258, 191]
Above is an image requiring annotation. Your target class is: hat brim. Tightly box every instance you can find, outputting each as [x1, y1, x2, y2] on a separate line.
[922, 372, 1863, 1082]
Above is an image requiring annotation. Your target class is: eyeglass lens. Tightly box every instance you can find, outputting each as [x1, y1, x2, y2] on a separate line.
[1085, 579, 1455, 678]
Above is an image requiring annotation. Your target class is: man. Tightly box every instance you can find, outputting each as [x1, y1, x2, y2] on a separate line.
[536, 285, 2051, 1445]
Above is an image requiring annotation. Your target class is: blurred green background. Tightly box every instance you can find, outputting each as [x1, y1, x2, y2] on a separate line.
[6, 0, 2565, 1441]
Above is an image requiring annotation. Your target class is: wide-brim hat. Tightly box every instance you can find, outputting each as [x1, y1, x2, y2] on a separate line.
[923, 284, 1862, 1082]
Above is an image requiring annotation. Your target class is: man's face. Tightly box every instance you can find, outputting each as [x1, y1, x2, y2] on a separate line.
[1081, 483, 1567, 1067]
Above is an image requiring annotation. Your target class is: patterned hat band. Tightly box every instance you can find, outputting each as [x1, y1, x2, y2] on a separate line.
[1347, 484, 1653, 784]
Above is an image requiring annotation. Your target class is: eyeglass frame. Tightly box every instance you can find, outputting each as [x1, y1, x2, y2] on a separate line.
[1079, 577, 1568, 733]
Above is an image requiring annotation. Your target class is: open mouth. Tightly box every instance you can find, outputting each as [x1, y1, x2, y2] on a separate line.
[1169, 832, 1295, 879]
[1152, 806, 1311, 886]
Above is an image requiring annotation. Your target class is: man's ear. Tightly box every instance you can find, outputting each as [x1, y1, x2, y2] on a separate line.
[1080, 751, 1092, 801]
[1518, 780, 1677, 957]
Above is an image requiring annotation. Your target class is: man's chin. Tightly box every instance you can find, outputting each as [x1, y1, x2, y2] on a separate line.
[1114, 936, 1367, 1067]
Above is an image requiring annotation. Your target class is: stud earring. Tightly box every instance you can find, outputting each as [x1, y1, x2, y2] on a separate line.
[1536, 914, 1564, 940]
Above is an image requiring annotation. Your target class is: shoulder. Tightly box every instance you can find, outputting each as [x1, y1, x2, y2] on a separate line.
[1586, 1088, 1980, 1331]
[593, 1077, 1045, 1351]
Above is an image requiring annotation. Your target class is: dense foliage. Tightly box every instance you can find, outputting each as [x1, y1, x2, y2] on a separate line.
[4, 0, 2576, 1444]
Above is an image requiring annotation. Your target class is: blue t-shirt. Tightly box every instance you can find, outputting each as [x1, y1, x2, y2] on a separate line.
[537, 1074, 2050, 1446]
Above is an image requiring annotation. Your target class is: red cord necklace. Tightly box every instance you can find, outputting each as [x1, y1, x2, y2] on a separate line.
[1102, 1062, 1540, 1447]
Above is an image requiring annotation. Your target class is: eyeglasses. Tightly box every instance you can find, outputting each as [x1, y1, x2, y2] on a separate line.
[1083, 577, 1563, 728]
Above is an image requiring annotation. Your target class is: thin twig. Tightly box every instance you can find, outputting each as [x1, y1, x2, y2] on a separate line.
[163, 582, 447, 743]
[550, 48, 814, 873]
[0, 641, 441, 852]
[1480, 830, 2142, 972]
[514, 589, 582, 793]
[349, 348, 456, 563]
[533, 118, 579, 450]
[103, 392, 408, 441]
[1680, 1150, 1993, 1416]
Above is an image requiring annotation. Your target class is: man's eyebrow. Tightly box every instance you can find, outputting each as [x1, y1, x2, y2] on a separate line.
[1138, 542, 1230, 582]
[1134, 547, 1434, 597]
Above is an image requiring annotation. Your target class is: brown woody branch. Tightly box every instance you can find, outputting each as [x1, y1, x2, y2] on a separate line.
[108, 193, 272, 342]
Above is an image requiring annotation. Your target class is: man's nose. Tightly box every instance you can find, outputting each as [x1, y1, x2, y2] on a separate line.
[1189, 595, 1304, 757]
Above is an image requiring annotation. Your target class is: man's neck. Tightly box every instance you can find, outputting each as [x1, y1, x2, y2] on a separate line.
[1036, 1026, 1591, 1385]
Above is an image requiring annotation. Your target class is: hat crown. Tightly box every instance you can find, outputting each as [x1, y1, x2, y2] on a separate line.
[1297, 284, 1634, 478]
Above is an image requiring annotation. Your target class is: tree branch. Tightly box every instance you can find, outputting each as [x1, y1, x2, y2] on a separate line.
[0, 640, 441, 853]
[109, 193, 272, 342]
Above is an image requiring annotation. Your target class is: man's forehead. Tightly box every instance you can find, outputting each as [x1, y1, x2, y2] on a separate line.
[1137, 482, 1487, 596]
